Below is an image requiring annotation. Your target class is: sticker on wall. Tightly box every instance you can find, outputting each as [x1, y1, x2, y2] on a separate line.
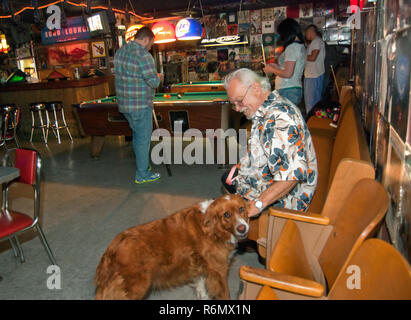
[261, 8, 274, 21]
[300, 3, 313, 18]
[227, 24, 239, 36]
[314, 2, 327, 16]
[91, 41, 105, 58]
[274, 7, 286, 21]
[262, 21, 275, 34]
[237, 10, 250, 24]
[250, 10, 262, 34]
[216, 13, 228, 37]
[203, 15, 218, 38]
[262, 33, 275, 46]
[286, 6, 299, 19]
[227, 12, 237, 24]
[250, 34, 262, 47]
[239, 23, 250, 34]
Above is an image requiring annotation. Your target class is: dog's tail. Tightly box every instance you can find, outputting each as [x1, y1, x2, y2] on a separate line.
[95, 271, 128, 300]
[95, 251, 128, 300]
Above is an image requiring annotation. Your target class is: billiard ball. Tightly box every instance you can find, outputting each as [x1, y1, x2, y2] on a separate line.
[177, 94, 182, 99]
[163, 94, 168, 98]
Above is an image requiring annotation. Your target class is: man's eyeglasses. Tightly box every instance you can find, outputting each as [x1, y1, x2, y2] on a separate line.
[230, 85, 252, 109]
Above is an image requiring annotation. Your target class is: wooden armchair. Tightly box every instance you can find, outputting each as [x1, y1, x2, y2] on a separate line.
[245, 239, 411, 300]
[239, 179, 389, 300]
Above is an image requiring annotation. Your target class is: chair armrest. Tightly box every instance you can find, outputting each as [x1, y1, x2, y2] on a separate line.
[240, 266, 325, 298]
[269, 207, 330, 225]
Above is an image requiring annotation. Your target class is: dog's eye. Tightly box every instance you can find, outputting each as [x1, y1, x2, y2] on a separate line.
[239, 207, 244, 213]
[224, 212, 231, 218]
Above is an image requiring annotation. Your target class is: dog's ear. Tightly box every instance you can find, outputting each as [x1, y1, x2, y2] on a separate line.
[202, 201, 217, 231]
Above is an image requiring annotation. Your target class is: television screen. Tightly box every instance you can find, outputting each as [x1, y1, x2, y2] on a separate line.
[86, 11, 110, 35]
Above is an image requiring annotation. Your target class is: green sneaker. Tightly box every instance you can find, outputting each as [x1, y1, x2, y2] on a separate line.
[135, 172, 161, 184]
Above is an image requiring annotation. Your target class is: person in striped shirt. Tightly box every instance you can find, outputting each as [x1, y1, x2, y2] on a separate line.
[114, 27, 164, 184]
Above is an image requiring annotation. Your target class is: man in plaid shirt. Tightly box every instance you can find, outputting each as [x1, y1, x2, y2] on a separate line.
[114, 27, 163, 184]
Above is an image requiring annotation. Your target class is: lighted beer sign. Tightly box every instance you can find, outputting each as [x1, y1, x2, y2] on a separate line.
[125, 24, 144, 43]
[175, 18, 202, 40]
[151, 21, 176, 44]
[41, 16, 90, 45]
[176, 19, 190, 38]
[200, 35, 248, 47]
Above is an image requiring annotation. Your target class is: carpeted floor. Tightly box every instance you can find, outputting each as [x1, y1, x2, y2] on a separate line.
[0, 136, 262, 300]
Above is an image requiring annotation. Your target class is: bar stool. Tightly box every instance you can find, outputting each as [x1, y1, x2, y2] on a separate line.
[29, 102, 49, 143]
[45, 101, 73, 144]
[0, 104, 21, 150]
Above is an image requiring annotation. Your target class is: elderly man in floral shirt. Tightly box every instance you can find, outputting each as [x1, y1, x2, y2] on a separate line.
[223, 68, 317, 218]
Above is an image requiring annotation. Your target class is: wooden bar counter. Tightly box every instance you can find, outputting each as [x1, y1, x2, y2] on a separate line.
[0, 76, 111, 138]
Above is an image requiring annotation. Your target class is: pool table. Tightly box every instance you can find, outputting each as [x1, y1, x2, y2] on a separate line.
[73, 91, 234, 159]
[170, 81, 224, 93]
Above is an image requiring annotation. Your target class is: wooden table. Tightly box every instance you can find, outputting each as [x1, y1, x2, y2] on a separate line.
[0, 166, 20, 282]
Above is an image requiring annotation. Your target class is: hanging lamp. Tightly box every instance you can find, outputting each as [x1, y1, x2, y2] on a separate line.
[151, 21, 176, 44]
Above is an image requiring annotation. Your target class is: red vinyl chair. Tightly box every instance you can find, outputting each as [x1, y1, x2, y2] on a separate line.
[0, 148, 57, 265]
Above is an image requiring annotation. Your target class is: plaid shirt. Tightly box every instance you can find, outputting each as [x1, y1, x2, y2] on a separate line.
[114, 41, 160, 112]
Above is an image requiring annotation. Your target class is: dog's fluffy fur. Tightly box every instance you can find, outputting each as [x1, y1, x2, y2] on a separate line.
[94, 194, 249, 300]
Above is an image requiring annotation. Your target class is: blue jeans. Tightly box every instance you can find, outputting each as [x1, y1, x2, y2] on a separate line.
[122, 107, 153, 181]
[304, 74, 324, 114]
[277, 87, 303, 106]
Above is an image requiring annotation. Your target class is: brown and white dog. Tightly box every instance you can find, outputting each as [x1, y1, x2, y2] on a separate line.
[94, 194, 249, 300]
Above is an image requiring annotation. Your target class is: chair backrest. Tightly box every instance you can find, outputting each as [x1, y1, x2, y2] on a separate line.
[14, 148, 39, 185]
[318, 179, 389, 290]
[328, 239, 411, 300]
[268, 219, 315, 281]
[328, 103, 371, 189]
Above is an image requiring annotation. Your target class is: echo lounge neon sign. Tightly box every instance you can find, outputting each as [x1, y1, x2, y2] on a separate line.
[41, 16, 91, 44]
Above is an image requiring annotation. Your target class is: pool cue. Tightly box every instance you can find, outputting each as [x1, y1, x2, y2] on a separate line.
[330, 65, 340, 101]
[261, 43, 267, 77]
[153, 46, 172, 176]
[261, 43, 266, 65]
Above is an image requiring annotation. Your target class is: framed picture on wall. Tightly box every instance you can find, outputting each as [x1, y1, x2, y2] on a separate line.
[91, 41, 106, 58]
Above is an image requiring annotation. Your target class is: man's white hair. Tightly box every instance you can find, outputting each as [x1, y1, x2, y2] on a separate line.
[223, 68, 271, 93]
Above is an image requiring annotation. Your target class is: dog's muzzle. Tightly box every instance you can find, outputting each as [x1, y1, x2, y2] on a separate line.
[235, 218, 249, 239]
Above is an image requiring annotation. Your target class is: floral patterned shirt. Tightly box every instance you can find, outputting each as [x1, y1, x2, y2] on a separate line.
[234, 90, 318, 212]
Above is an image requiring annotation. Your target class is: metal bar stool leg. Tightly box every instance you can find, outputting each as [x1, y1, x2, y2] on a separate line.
[45, 110, 50, 143]
[53, 107, 61, 144]
[36, 224, 57, 265]
[61, 108, 73, 142]
[38, 110, 47, 143]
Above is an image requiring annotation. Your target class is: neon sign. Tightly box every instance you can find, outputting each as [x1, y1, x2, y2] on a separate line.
[200, 35, 248, 47]
[41, 16, 90, 45]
